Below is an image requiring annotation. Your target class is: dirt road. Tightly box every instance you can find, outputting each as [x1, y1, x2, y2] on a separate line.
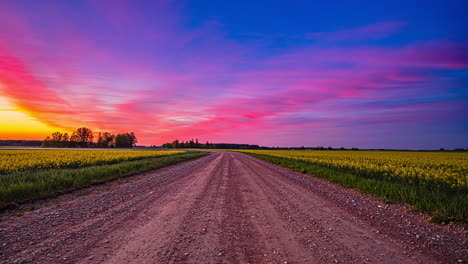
[0, 152, 466, 263]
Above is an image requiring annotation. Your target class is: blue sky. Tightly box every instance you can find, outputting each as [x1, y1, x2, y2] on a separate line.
[0, 0, 467, 148]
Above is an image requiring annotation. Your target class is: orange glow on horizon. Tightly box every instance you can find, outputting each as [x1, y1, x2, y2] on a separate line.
[0, 96, 68, 140]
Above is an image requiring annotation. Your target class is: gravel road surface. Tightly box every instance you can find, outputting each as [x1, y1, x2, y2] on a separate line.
[0, 151, 466, 263]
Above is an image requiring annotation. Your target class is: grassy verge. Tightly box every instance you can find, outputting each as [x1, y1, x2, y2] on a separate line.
[0, 151, 208, 207]
[245, 152, 467, 224]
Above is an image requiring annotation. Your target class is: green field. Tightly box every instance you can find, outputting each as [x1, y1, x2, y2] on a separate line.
[0, 149, 208, 207]
[233, 150, 468, 224]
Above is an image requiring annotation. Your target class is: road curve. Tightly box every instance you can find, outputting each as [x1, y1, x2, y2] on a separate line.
[0, 151, 466, 263]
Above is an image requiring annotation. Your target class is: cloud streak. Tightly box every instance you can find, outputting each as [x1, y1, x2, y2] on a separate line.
[0, 1, 466, 148]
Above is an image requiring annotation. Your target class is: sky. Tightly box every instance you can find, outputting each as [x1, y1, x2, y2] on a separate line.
[0, 0, 467, 149]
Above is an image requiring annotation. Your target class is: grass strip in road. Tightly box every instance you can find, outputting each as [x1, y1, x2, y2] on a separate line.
[0, 151, 208, 208]
[245, 152, 467, 225]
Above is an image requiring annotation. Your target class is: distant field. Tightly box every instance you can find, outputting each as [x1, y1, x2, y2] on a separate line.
[0, 149, 208, 207]
[234, 150, 468, 223]
[0, 149, 185, 174]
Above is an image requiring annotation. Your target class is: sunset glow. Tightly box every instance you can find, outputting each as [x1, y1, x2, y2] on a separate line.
[0, 96, 67, 139]
[0, 1, 466, 148]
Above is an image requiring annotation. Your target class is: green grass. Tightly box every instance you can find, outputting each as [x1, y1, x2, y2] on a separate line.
[0, 151, 208, 207]
[245, 153, 467, 224]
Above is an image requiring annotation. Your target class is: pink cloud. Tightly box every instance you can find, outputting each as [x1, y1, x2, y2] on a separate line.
[3, 36, 466, 145]
[0, 49, 72, 127]
[0, 1, 466, 146]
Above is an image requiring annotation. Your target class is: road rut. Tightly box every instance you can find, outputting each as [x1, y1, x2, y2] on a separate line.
[0, 152, 466, 263]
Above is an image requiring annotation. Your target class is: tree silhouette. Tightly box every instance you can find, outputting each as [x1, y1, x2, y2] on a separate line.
[73, 127, 94, 147]
[62, 133, 69, 147]
[41, 128, 136, 148]
[114, 132, 137, 148]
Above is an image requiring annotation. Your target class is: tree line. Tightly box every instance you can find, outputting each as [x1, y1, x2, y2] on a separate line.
[159, 139, 261, 149]
[41, 127, 137, 148]
[160, 139, 212, 149]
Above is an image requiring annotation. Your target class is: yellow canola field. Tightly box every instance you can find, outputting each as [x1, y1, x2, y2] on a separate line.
[235, 150, 468, 189]
[0, 149, 185, 174]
